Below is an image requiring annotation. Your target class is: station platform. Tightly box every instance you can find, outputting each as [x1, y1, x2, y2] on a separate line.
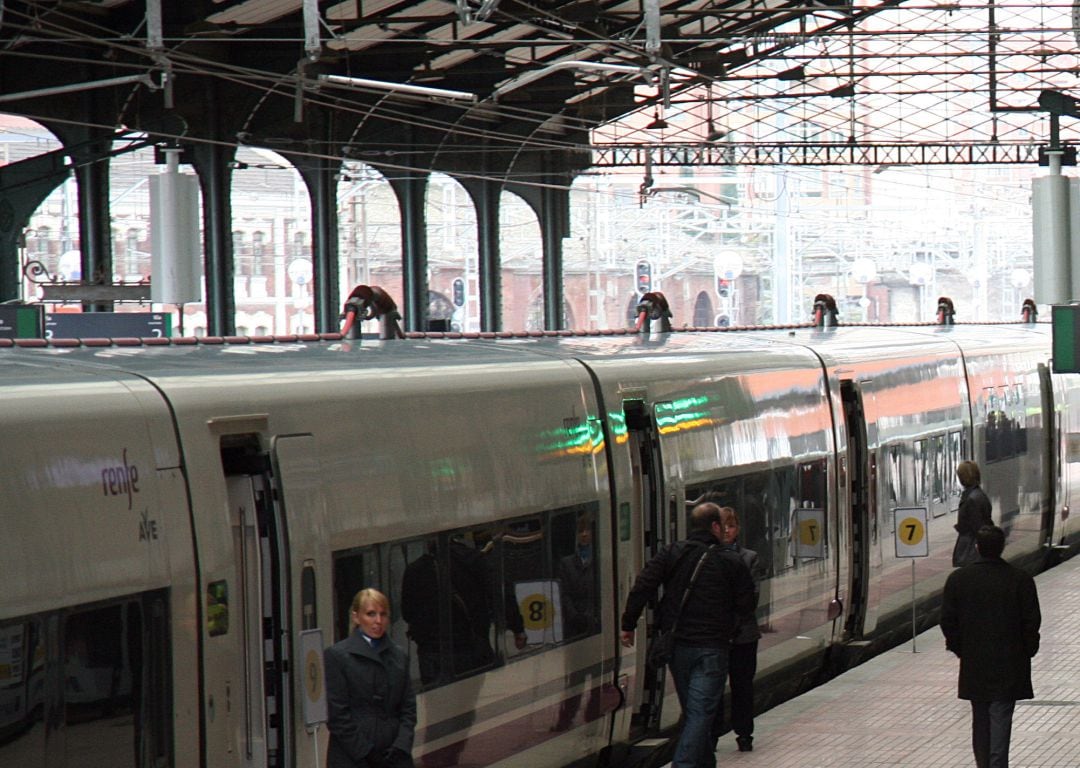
[683, 553, 1080, 767]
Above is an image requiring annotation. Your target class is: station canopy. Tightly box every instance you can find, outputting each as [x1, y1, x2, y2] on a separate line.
[1, 0, 1079, 170]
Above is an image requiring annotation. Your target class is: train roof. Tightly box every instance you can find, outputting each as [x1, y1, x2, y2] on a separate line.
[0, 322, 1050, 382]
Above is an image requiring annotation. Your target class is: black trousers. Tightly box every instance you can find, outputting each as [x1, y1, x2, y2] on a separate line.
[713, 639, 758, 740]
[971, 700, 1015, 768]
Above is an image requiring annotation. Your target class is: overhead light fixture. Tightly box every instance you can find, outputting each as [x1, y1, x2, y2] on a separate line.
[490, 60, 649, 101]
[704, 84, 725, 141]
[828, 83, 855, 98]
[317, 74, 477, 103]
[0, 73, 159, 104]
[646, 109, 668, 130]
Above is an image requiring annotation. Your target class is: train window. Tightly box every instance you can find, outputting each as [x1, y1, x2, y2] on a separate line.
[332, 547, 380, 642]
[795, 460, 828, 563]
[931, 434, 947, 510]
[888, 445, 905, 504]
[948, 431, 962, 503]
[799, 459, 827, 509]
[207, 580, 228, 637]
[301, 564, 317, 631]
[685, 470, 785, 578]
[500, 518, 546, 647]
[61, 592, 172, 768]
[0, 617, 45, 766]
[912, 439, 927, 502]
[448, 528, 505, 678]
[984, 385, 1026, 463]
[355, 504, 601, 693]
[396, 537, 444, 688]
[1016, 383, 1029, 455]
[552, 509, 600, 642]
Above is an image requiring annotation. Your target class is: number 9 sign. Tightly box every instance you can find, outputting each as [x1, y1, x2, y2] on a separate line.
[894, 507, 929, 557]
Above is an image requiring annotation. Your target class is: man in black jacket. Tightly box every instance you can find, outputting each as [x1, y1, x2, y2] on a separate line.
[941, 525, 1041, 768]
[620, 502, 756, 768]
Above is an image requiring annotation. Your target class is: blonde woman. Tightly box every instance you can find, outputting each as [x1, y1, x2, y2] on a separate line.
[325, 588, 416, 768]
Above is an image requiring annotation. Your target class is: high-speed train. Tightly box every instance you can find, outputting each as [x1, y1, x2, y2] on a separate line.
[0, 314, 1076, 768]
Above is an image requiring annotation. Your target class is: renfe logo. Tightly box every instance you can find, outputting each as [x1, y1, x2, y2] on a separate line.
[102, 448, 140, 510]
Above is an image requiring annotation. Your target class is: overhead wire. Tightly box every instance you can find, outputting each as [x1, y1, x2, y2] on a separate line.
[0, 5, 643, 157]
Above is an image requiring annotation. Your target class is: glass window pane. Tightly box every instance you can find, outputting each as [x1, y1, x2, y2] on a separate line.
[396, 538, 444, 688]
[553, 509, 600, 642]
[0, 617, 45, 767]
[64, 602, 139, 768]
[332, 548, 379, 642]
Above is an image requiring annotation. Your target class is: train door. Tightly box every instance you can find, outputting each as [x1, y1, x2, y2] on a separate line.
[270, 435, 331, 768]
[622, 399, 676, 737]
[222, 440, 293, 768]
[839, 380, 879, 639]
[1039, 365, 1069, 555]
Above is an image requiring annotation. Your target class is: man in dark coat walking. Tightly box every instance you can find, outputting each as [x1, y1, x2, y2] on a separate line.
[941, 525, 1041, 768]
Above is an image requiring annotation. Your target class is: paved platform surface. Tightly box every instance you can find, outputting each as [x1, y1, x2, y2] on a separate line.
[676, 553, 1080, 767]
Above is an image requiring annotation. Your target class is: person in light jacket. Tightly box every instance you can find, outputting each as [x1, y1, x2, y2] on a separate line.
[325, 588, 416, 768]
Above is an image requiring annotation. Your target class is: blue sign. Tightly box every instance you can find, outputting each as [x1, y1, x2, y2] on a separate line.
[45, 312, 172, 339]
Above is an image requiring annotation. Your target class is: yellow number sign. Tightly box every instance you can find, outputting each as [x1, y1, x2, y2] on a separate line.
[305, 648, 323, 703]
[521, 592, 555, 631]
[894, 507, 929, 557]
[798, 518, 820, 546]
[898, 516, 925, 546]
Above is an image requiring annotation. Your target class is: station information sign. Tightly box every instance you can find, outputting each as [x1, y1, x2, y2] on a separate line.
[1052, 304, 1080, 373]
[0, 305, 44, 339]
[45, 312, 172, 339]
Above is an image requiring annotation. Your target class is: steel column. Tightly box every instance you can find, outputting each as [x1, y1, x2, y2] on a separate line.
[192, 141, 237, 336]
[389, 173, 429, 331]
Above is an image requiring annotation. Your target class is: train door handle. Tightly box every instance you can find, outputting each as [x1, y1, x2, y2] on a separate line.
[827, 598, 843, 621]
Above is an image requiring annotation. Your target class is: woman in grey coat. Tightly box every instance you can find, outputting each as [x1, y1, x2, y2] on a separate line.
[325, 588, 416, 768]
[953, 461, 993, 566]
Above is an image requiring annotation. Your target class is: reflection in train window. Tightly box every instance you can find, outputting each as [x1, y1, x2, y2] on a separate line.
[913, 439, 927, 502]
[334, 503, 601, 692]
[0, 617, 45, 766]
[948, 431, 962, 502]
[332, 547, 380, 642]
[932, 434, 947, 507]
[985, 385, 1027, 463]
[0, 592, 172, 768]
[552, 510, 600, 642]
[396, 537, 446, 688]
[798, 459, 827, 510]
[888, 445, 905, 504]
[686, 466, 799, 579]
[301, 564, 317, 631]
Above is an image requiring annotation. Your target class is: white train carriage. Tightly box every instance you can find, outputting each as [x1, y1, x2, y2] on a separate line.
[0, 320, 1074, 768]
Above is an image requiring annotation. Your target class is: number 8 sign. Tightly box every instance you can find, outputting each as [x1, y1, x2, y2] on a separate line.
[894, 507, 929, 557]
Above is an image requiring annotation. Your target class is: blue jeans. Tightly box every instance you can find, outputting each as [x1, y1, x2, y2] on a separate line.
[668, 642, 729, 768]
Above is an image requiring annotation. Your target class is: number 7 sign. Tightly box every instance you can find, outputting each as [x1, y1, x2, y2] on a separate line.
[894, 507, 929, 557]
